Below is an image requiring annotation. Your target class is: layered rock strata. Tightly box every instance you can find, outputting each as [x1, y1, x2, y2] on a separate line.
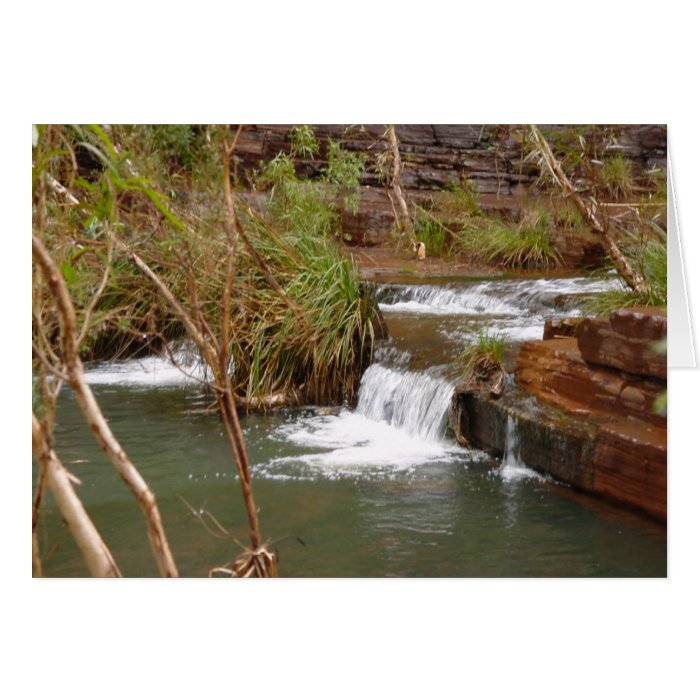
[454, 307, 667, 521]
[233, 124, 667, 256]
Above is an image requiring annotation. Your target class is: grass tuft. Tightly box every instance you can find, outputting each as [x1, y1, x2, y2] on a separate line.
[456, 331, 505, 384]
[599, 155, 634, 200]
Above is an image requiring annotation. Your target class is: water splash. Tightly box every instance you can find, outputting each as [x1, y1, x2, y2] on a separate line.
[266, 363, 463, 476]
[355, 364, 454, 442]
[498, 414, 546, 483]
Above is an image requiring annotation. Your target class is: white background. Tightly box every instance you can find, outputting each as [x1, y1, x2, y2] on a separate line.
[5, 2, 699, 698]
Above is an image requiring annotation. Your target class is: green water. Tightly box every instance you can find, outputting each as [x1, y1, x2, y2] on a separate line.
[36, 384, 666, 577]
[34, 273, 666, 577]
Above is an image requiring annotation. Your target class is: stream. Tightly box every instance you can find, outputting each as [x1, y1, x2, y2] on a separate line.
[36, 271, 666, 577]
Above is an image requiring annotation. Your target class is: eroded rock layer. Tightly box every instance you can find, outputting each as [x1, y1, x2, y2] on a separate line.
[455, 306, 667, 521]
[233, 124, 667, 256]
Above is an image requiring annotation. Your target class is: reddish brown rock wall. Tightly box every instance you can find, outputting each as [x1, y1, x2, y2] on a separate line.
[454, 388, 666, 521]
[233, 125, 667, 254]
[592, 420, 667, 522]
[516, 337, 665, 427]
[493, 307, 667, 520]
[577, 308, 667, 380]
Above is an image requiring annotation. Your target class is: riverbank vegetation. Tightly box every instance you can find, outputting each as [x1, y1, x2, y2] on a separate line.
[32, 125, 381, 405]
[384, 125, 667, 306]
[32, 124, 382, 577]
[456, 331, 506, 395]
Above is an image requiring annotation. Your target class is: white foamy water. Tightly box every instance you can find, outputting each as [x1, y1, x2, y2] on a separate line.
[377, 274, 618, 319]
[84, 343, 208, 387]
[378, 274, 619, 344]
[379, 282, 521, 316]
[263, 364, 466, 477]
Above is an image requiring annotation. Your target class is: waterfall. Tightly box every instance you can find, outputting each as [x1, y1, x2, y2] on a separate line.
[355, 364, 455, 442]
[502, 414, 526, 468]
[376, 275, 618, 318]
[498, 414, 545, 482]
[267, 361, 460, 473]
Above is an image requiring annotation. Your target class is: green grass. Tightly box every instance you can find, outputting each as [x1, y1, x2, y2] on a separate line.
[414, 207, 452, 256]
[436, 177, 481, 220]
[599, 155, 634, 200]
[33, 124, 380, 407]
[584, 232, 667, 315]
[456, 331, 505, 383]
[553, 205, 585, 229]
[454, 211, 561, 269]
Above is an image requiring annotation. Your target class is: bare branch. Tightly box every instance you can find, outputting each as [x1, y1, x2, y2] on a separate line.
[527, 125, 650, 294]
[387, 125, 412, 235]
[32, 412, 121, 577]
[77, 229, 115, 347]
[32, 233, 179, 577]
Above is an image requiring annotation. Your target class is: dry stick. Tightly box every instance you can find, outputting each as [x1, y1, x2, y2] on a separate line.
[32, 413, 121, 577]
[387, 125, 412, 235]
[221, 135, 267, 548]
[32, 234, 179, 577]
[218, 249, 263, 549]
[77, 231, 115, 348]
[528, 124, 649, 294]
[45, 172, 80, 206]
[221, 128, 303, 320]
[123, 243, 264, 551]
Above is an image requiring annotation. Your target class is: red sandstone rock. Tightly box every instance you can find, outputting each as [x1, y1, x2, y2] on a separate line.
[516, 338, 666, 426]
[577, 309, 666, 379]
[609, 306, 667, 340]
[591, 419, 666, 522]
[543, 317, 582, 340]
[506, 329, 666, 521]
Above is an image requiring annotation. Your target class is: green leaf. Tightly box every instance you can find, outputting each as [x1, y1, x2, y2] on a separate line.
[61, 262, 78, 286]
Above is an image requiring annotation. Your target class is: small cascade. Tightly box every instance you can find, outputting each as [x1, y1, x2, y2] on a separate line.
[498, 414, 545, 483]
[376, 274, 618, 319]
[376, 282, 520, 316]
[502, 414, 526, 468]
[355, 364, 455, 442]
[267, 361, 461, 474]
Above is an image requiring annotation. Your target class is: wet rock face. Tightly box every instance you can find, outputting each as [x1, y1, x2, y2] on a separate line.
[577, 307, 667, 380]
[456, 306, 667, 522]
[454, 389, 667, 522]
[454, 390, 598, 488]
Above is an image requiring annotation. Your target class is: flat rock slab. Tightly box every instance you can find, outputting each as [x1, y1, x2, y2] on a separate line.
[516, 338, 666, 427]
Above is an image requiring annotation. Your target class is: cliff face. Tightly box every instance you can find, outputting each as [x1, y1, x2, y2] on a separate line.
[234, 124, 666, 193]
[455, 307, 667, 521]
[233, 124, 667, 248]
